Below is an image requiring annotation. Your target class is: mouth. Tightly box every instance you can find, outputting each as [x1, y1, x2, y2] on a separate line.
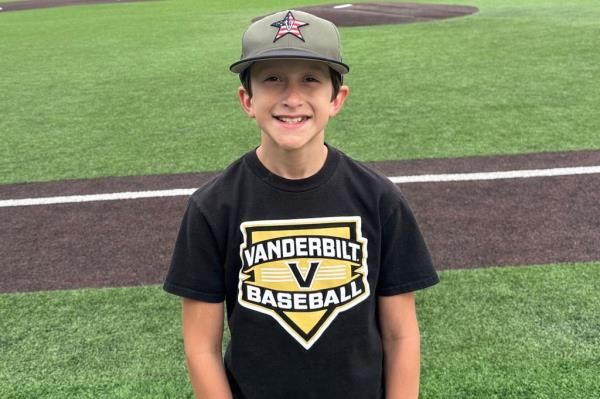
[273, 115, 311, 124]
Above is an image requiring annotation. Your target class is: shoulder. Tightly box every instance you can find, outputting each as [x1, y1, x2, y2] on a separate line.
[337, 151, 392, 184]
[335, 147, 407, 206]
[331, 147, 418, 222]
[189, 150, 252, 212]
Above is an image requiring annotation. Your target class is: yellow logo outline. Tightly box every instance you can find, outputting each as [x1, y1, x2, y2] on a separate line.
[238, 216, 370, 349]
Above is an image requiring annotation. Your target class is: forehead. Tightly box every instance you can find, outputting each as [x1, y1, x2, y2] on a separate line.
[251, 59, 330, 75]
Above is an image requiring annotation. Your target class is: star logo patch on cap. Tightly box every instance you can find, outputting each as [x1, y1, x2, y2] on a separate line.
[271, 11, 309, 42]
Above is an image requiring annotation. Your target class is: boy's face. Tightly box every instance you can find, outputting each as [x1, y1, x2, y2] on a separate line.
[238, 59, 348, 153]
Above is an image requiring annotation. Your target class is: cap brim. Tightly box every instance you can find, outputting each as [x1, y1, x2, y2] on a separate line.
[230, 49, 349, 75]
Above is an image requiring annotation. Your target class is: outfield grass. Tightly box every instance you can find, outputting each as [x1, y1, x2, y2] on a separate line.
[418, 263, 600, 398]
[1, 0, 599, 184]
[1, 262, 598, 398]
[2, 2, 598, 398]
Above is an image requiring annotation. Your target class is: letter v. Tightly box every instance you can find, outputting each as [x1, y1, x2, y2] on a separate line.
[287, 261, 320, 288]
[244, 246, 256, 267]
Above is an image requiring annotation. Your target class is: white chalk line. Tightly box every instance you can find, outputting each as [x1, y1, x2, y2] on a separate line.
[388, 165, 600, 183]
[1, 165, 599, 208]
[0, 189, 195, 208]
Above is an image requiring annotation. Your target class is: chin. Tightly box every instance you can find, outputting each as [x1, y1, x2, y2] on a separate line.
[261, 132, 307, 150]
[274, 141, 310, 152]
[264, 130, 325, 152]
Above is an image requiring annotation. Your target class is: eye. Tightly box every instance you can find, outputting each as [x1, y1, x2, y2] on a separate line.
[264, 75, 281, 82]
[305, 76, 320, 83]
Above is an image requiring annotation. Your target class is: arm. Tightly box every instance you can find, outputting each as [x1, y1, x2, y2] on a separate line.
[181, 298, 233, 399]
[378, 292, 421, 399]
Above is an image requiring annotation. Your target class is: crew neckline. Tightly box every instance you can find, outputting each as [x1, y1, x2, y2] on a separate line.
[245, 144, 340, 192]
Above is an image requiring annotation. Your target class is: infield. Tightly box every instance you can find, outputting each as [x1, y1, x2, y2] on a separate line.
[0, 0, 153, 12]
[254, 3, 479, 26]
[2, 1, 599, 397]
[1, 0, 479, 26]
[2, 149, 599, 293]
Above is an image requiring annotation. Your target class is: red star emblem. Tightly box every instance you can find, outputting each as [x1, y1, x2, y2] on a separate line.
[270, 11, 309, 42]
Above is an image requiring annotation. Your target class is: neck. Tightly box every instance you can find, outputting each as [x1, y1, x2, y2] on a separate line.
[256, 142, 328, 180]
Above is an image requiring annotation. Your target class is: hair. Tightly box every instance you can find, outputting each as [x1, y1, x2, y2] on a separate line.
[240, 64, 343, 101]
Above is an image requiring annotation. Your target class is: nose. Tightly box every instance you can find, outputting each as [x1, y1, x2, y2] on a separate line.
[282, 82, 303, 108]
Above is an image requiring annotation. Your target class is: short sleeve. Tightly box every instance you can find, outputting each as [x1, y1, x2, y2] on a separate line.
[163, 198, 226, 302]
[376, 200, 439, 296]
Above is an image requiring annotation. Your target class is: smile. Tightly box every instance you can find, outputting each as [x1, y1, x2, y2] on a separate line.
[274, 115, 310, 124]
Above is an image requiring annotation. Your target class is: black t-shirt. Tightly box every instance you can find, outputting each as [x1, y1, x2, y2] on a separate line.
[164, 145, 439, 399]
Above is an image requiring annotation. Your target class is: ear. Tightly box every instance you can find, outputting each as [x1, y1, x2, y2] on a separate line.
[329, 85, 349, 117]
[238, 86, 255, 118]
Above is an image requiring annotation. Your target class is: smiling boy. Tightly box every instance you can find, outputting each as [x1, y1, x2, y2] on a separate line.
[239, 58, 346, 179]
[164, 9, 439, 399]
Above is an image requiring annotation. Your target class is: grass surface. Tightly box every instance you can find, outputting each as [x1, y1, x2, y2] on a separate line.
[1, 0, 599, 184]
[2, 2, 598, 398]
[418, 262, 600, 398]
[1, 262, 599, 398]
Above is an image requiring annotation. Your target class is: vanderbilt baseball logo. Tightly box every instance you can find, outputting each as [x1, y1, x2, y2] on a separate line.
[238, 217, 369, 349]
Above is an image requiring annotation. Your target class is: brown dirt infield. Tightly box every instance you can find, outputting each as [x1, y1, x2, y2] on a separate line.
[1, 149, 599, 293]
[291, 3, 478, 26]
[252, 3, 478, 26]
[0, 0, 152, 13]
[0, 0, 478, 27]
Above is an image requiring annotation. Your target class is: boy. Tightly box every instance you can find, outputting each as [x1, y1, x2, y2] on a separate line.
[164, 9, 439, 399]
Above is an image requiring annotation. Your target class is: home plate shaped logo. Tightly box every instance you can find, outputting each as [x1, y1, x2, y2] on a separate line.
[238, 217, 369, 349]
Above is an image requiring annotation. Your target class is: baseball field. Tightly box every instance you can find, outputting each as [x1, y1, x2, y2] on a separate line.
[1, 0, 599, 398]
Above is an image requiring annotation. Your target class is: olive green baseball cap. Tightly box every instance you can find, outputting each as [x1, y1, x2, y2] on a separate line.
[230, 10, 349, 75]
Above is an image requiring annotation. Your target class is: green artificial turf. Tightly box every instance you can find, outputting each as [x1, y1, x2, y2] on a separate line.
[1, 0, 599, 184]
[1, 262, 599, 398]
[418, 262, 600, 398]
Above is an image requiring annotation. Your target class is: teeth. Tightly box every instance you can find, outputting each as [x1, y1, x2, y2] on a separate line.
[277, 116, 306, 124]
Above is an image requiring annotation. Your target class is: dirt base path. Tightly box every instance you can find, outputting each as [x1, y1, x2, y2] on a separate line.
[1, 1, 477, 27]
[293, 3, 478, 26]
[0, 0, 152, 12]
[1, 149, 599, 293]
